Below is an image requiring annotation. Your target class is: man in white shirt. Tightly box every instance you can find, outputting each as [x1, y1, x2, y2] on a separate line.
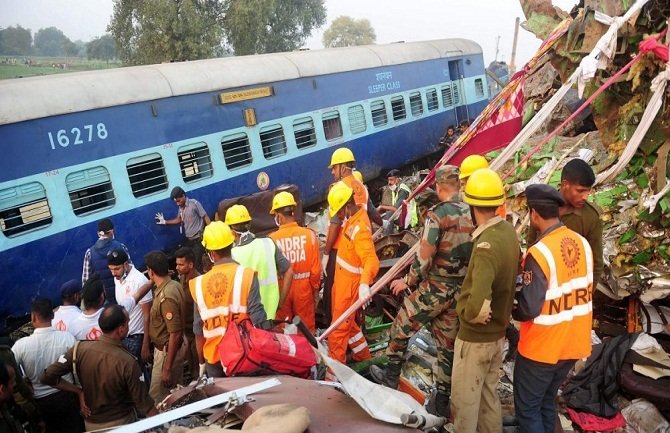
[12, 298, 84, 432]
[52, 280, 82, 333]
[69, 276, 106, 341]
[108, 249, 152, 367]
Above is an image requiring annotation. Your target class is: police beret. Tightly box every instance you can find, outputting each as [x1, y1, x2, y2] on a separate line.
[97, 218, 114, 232]
[435, 165, 459, 183]
[525, 184, 565, 208]
[60, 279, 81, 296]
[386, 169, 401, 178]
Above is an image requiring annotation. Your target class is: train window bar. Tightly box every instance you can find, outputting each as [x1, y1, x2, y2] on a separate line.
[178, 143, 213, 183]
[441, 85, 453, 107]
[221, 133, 253, 170]
[126, 153, 169, 198]
[409, 92, 424, 117]
[260, 125, 287, 160]
[348, 105, 367, 135]
[452, 82, 461, 105]
[370, 100, 388, 127]
[426, 88, 439, 111]
[322, 111, 343, 141]
[474, 78, 485, 98]
[391, 96, 406, 121]
[0, 181, 53, 237]
[293, 117, 317, 149]
[66, 167, 116, 216]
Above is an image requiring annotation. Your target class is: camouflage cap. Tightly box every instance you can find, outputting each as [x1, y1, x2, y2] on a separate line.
[435, 165, 460, 183]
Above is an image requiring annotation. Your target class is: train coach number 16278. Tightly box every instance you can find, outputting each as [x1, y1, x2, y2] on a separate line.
[48, 123, 108, 150]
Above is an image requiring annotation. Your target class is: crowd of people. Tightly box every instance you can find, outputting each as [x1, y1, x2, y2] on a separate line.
[0, 146, 602, 433]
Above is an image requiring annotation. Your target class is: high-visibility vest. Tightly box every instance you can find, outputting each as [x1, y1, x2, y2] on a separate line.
[189, 262, 254, 364]
[518, 226, 594, 364]
[232, 237, 280, 319]
[391, 183, 418, 227]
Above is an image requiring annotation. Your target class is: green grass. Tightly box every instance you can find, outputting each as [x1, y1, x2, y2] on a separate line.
[0, 56, 120, 80]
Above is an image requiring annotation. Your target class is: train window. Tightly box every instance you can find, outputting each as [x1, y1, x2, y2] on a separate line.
[293, 117, 317, 149]
[348, 105, 367, 134]
[426, 88, 439, 111]
[66, 166, 116, 216]
[0, 182, 52, 237]
[221, 133, 252, 169]
[371, 100, 388, 127]
[453, 82, 461, 105]
[475, 78, 485, 98]
[260, 125, 287, 159]
[126, 153, 168, 198]
[391, 96, 406, 121]
[441, 85, 453, 107]
[322, 111, 343, 141]
[178, 143, 213, 183]
[409, 92, 423, 117]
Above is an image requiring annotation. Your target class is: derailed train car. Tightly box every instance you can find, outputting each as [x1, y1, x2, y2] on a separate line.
[0, 39, 489, 318]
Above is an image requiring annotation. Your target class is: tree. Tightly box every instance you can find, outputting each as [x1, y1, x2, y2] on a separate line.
[0, 25, 32, 56]
[34, 27, 71, 56]
[86, 35, 117, 62]
[323, 16, 375, 48]
[108, 0, 226, 65]
[222, 0, 326, 55]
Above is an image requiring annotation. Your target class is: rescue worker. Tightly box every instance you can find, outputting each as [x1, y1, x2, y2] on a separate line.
[326, 182, 379, 379]
[370, 166, 473, 418]
[224, 204, 293, 320]
[451, 168, 520, 433]
[459, 154, 506, 220]
[323, 147, 382, 326]
[155, 186, 211, 272]
[268, 192, 321, 332]
[512, 184, 593, 433]
[190, 221, 267, 377]
[144, 251, 186, 403]
[81, 218, 130, 304]
[377, 169, 418, 230]
[527, 158, 603, 284]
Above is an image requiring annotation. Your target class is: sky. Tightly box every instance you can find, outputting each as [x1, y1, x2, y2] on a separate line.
[0, 0, 577, 66]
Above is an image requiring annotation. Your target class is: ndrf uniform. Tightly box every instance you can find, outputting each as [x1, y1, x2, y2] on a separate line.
[270, 222, 321, 332]
[327, 208, 379, 376]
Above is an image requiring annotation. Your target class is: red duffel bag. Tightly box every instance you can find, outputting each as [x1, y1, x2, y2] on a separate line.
[218, 319, 317, 378]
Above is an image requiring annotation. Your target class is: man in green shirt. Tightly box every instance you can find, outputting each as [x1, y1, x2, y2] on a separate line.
[527, 159, 602, 284]
[452, 168, 520, 433]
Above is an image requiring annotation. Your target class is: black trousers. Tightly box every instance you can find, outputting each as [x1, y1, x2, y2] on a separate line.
[35, 391, 84, 433]
[321, 251, 337, 327]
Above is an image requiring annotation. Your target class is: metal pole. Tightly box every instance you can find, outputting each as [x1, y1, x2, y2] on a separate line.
[510, 17, 520, 75]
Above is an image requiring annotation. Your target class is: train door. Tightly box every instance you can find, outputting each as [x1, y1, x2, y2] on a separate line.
[448, 59, 470, 126]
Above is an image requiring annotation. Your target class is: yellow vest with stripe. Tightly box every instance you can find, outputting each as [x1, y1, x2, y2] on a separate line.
[189, 263, 254, 364]
[232, 237, 280, 320]
[518, 226, 593, 364]
[392, 183, 418, 227]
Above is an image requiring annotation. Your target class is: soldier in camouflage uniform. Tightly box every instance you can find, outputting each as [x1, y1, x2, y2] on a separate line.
[370, 165, 474, 417]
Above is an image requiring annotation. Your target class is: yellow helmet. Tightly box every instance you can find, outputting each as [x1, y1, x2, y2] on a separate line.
[352, 169, 364, 183]
[463, 168, 505, 207]
[329, 147, 355, 168]
[328, 182, 354, 217]
[224, 204, 252, 225]
[459, 154, 489, 179]
[270, 191, 297, 214]
[202, 221, 235, 250]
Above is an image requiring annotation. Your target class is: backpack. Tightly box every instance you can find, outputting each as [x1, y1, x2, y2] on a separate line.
[218, 319, 316, 378]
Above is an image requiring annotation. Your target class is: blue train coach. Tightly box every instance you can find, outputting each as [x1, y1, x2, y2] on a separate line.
[0, 38, 489, 318]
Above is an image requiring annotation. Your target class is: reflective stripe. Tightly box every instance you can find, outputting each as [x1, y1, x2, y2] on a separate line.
[348, 331, 364, 345]
[293, 272, 310, 280]
[230, 266, 245, 313]
[336, 256, 363, 274]
[195, 276, 230, 320]
[349, 225, 360, 241]
[533, 241, 558, 292]
[202, 326, 227, 338]
[534, 237, 593, 300]
[533, 302, 592, 325]
[351, 341, 369, 353]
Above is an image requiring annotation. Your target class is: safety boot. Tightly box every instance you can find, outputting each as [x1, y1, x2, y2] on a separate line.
[369, 362, 402, 389]
[426, 390, 450, 419]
